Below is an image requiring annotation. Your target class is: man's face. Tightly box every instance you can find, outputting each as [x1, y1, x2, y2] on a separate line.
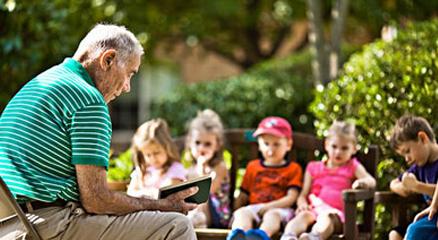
[98, 53, 141, 103]
[257, 134, 292, 165]
[396, 140, 429, 167]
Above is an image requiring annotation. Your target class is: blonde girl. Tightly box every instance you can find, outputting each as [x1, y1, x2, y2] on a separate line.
[281, 121, 376, 240]
[185, 109, 231, 228]
[127, 118, 186, 199]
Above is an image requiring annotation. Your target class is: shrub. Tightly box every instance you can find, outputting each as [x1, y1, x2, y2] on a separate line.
[310, 19, 438, 238]
[107, 149, 133, 182]
[150, 50, 315, 136]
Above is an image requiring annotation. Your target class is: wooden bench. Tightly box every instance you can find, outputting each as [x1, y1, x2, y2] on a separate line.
[176, 128, 379, 240]
[374, 191, 426, 233]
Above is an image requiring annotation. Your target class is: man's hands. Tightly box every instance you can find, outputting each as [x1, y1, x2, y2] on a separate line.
[160, 187, 199, 215]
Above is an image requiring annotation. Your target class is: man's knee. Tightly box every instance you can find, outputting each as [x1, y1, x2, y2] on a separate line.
[172, 212, 192, 226]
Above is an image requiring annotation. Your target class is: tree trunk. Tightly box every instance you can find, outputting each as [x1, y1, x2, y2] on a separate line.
[330, 0, 349, 80]
[306, 0, 329, 85]
[306, 0, 349, 85]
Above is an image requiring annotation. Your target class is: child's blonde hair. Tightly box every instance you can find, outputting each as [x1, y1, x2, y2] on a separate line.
[327, 120, 357, 144]
[186, 109, 225, 167]
[131, 118, 180, 176]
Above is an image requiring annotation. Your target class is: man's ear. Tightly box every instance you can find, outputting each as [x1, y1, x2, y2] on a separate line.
[418, 131, 430, 143]
[99, 49, 116, 70]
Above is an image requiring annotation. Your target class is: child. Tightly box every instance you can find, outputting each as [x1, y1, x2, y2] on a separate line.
[281, 121, 376, 240]
[185, 109, 231, 228]
[388, 115, 438, 240]
[127, 118, 187, 199]
[227, 116, 303, 240]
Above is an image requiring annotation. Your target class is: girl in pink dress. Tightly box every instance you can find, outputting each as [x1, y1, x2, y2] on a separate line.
[185, 109, 231, 229]
[281, 121, 376, 240]
[127, 118, 186, 199]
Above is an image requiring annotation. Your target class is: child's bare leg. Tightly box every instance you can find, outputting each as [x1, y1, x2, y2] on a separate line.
[389, 230, 403, 240]
[283, 211, 315, 236]
[188, 204, 208, 228]
[199, 203, 211, 226]
[231, 207, 254, 231]
[309, 213, 341, 240]
[259, 209, 281, 236]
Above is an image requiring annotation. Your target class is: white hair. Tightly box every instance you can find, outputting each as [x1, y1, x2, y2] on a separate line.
[73, 23, 144, 66]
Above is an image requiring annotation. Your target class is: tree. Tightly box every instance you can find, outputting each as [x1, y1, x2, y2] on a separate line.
[306, 0, 349, 85]
[0, 0, 109, 110]
[306, 0, 438, 85]
[118, 0, 308, 70]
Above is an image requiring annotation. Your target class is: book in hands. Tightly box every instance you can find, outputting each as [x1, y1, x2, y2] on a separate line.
[158, 175, 212, 204]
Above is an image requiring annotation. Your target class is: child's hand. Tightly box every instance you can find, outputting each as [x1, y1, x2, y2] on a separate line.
[352, 179, 367, 189]
[296, 203, 311, 213]
[258, 204, 270, 216]
[401, 172, 418, 191]
[196, 155, 209, 165]
[296, 198, 311, 213]
[414, 205, 438, 227]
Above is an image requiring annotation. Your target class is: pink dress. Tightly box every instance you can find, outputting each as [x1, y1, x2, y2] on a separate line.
[127, 162, 187, 199]
[306, 158, 359, 222]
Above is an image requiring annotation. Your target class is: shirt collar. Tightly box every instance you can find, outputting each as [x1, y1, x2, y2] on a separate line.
[62, 58, 95, 87]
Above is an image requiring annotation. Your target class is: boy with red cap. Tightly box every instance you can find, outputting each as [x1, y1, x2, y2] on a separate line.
[227, 117, 303, 240]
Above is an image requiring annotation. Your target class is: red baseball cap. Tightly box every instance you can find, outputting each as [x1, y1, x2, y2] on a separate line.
[253, 116, 292, 139]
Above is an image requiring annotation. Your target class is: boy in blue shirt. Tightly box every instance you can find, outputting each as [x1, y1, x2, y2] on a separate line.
[389, 115, 438, 240]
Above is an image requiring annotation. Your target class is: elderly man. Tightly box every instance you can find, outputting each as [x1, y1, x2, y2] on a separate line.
[0, 24, 198, 239]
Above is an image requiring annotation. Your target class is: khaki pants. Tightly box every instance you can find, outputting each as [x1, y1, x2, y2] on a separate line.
[0, 202, 196, 240]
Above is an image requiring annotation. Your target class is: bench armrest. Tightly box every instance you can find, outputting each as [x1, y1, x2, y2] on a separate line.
[374, 191, 423, 204]
[195, 228, 230, 240]
[343, 188, 375, 202]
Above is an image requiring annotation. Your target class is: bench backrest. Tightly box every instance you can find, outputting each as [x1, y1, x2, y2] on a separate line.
[175, 128, 378, 211]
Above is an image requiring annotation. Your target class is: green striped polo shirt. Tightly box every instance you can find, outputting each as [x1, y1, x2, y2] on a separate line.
[0, 58, 112, 202]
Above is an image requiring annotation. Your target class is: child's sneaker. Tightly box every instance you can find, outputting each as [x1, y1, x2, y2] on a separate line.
[246, 229, 271, 240]
[226, 228, 246, 240]
[299, 232, 321, 240]
[280, 232, 298, 240]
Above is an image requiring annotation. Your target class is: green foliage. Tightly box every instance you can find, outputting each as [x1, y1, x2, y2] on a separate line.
[107, 149, 133, 181]
[118, 0, 307, 68]
[150, 50, 315, 136]
[0, 0, 112, 111]
[310, 19, 438, 237]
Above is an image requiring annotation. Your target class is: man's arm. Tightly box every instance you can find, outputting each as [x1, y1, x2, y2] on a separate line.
[76, 165, 198, 215]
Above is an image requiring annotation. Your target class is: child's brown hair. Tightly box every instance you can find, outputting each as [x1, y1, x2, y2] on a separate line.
[390, 115, 436, 149]
[131, 118, 180, 176]
[185, 109, 225, 167]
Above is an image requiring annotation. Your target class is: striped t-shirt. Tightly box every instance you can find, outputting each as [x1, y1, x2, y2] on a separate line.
[0, 58, 111, 202]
